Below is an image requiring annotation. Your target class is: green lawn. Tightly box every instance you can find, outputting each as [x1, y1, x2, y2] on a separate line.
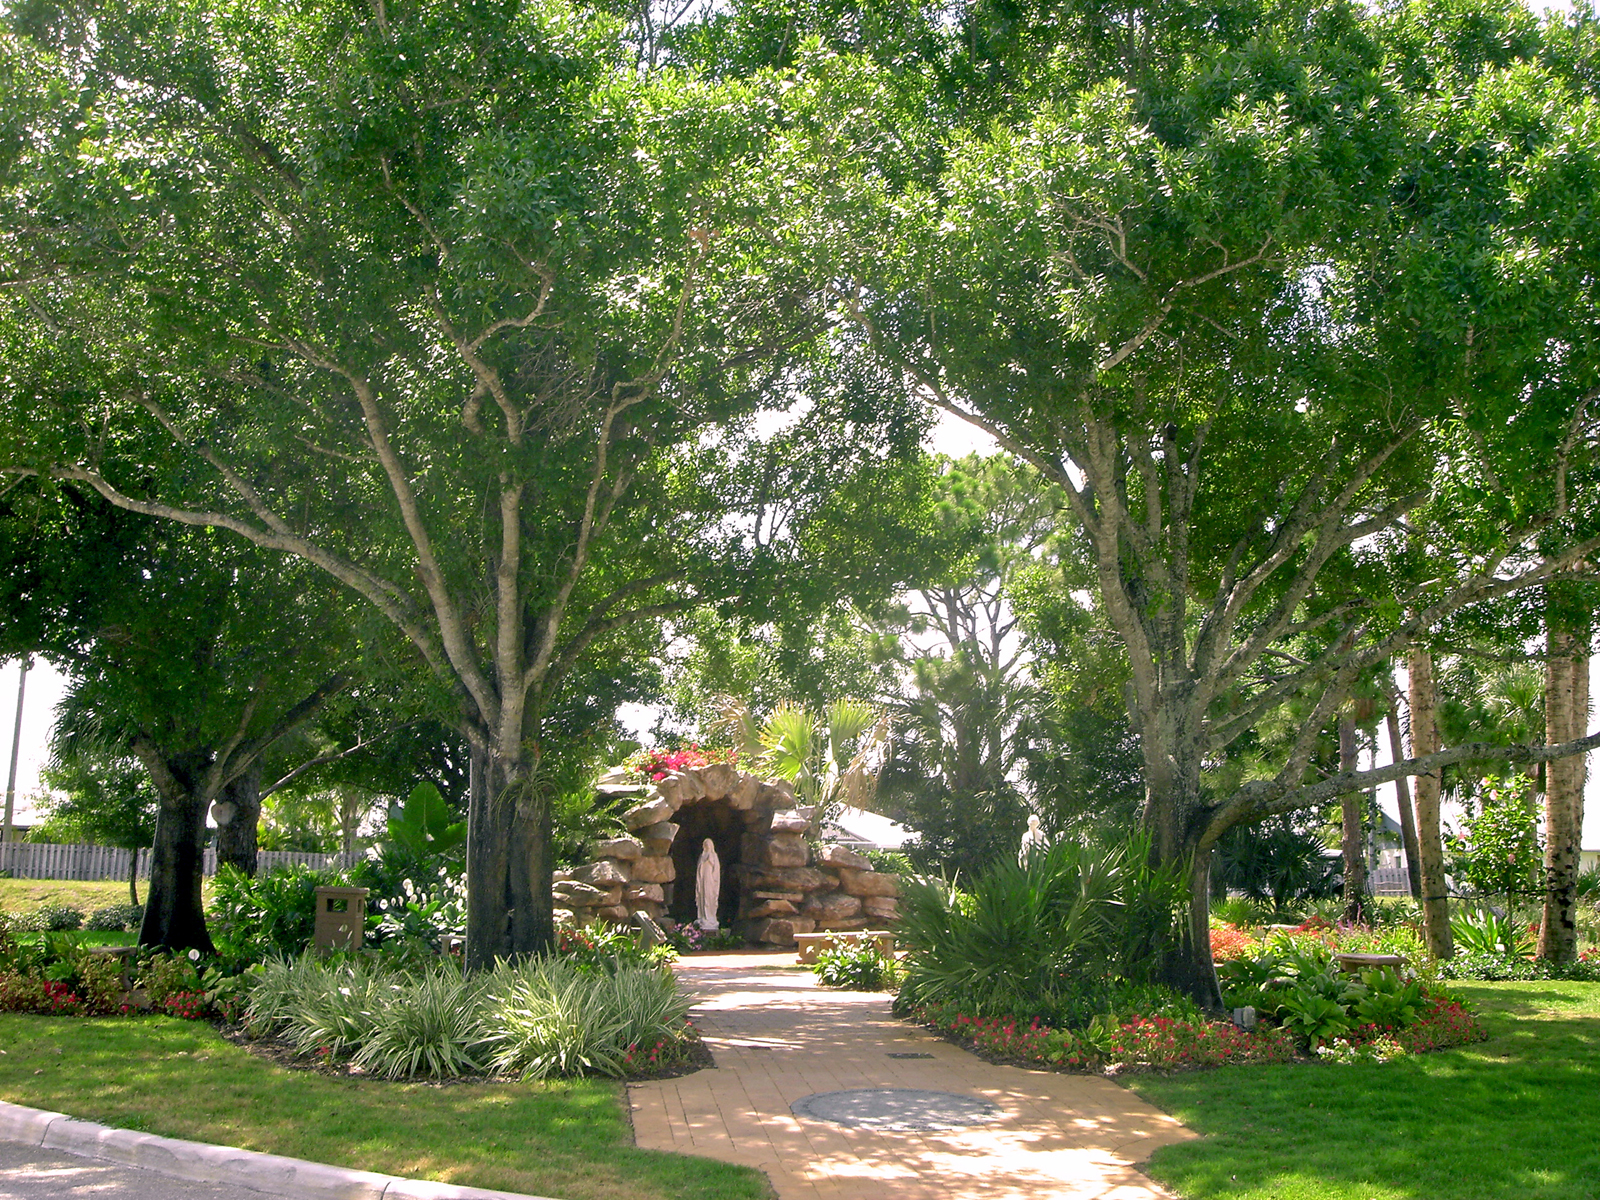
[0, 1015, 770, 1200]
[1128, 981, 1600, 1200]
[0, 878, 140, 915]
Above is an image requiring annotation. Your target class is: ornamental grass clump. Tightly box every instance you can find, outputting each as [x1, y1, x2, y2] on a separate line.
[245, 954, 388, 1056]
[351, 966, 490, 1080]
[484, 958, 692, 1081]
[244, 953, 694, 1081]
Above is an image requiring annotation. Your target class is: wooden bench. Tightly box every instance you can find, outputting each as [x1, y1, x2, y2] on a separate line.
[794, 930, 895, 965]
[1334, 952, 1406, 975]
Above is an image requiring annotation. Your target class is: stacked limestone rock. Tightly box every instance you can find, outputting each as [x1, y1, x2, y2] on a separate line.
[551, 762, 900, 947]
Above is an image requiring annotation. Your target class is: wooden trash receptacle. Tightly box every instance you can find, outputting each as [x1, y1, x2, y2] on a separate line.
[313, 886, 369, 953]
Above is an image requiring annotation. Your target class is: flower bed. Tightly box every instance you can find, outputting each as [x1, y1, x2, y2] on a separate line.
[911, 1004, 1299, 1073]
[623, 744, 739, 782]
[908, 984, 1485, 1075]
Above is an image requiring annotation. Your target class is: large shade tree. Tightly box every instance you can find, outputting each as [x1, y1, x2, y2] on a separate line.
[0, 484, 352, 951]
[0, 0, 935, 964]
[768, 0, 1600, 1001]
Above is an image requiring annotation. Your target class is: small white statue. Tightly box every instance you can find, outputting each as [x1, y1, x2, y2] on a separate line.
[695, 837, 721, 930]
[1019, 814, 1047, 863]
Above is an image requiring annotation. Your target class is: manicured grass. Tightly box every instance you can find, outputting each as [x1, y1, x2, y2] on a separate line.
[0, 1015, 771, 1200]
[1127, 981, 1600, 1200]
[0, 879, 141, 914]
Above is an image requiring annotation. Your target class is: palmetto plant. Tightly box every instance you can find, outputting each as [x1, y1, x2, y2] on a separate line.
[717, 697, 892, 828]
[894, 839, 1128, 1025]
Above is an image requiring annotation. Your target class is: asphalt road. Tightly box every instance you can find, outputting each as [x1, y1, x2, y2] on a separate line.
[0, 1142, 273, 1200]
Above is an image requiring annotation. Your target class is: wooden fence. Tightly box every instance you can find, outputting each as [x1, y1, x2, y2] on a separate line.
[1369, 866, 1412, 896]
[0, 841, 357, 881]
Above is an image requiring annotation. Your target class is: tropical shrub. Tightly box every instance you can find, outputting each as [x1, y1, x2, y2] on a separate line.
[85, 902, 144, 932]
[209, 863, 341, 964]
[1211, 897, 1271, 928]
[244, 953, 694, 1081]
[813, 942, 899, 990]
[1450, 907, 1535, 959]
[894, 837, 1167, 1029]
[8, 904, 84, 932]
[863, 849, 913, 877]
[351, 967, 490, 1079]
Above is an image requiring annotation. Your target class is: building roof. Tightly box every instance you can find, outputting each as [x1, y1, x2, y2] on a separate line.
[824, 806, 913, 851]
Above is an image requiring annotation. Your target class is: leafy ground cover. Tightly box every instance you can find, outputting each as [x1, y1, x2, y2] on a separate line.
[1129, 981, 1600, 1200]
[0, 1014, 769, 1200]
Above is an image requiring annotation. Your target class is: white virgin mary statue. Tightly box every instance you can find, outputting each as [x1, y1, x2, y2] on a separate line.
[695, 838, 722, 931]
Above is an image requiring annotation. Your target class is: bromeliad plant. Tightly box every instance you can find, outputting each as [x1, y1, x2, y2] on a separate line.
[1450, 907, 1535, 959]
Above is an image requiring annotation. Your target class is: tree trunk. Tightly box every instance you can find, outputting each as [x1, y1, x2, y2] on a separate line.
[128, 843, 141, 908]
[1386, 701, 1423, 900]
[1539, 618, 1589, 962]
[464, 744, 554, 971]
[1340, 711, 1369, 924]
[214, 762, 261, 877]
[1143, 735, 1223, 1010]
[1174, 845, 1224, 1011]
[138, 787, 215, 955]
[1407, 646, 1453, 959]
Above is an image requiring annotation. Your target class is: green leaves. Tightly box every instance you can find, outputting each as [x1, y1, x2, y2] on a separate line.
[385, 782, 467, 865]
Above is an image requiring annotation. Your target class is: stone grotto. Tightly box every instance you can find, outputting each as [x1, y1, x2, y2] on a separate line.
[552, 762, 900, 947]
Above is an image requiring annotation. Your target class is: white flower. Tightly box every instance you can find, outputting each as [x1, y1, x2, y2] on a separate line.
[187, 948, 200, 961]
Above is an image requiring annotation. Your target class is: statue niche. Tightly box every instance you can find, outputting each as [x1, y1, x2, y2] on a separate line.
[668, 799, 743, 929]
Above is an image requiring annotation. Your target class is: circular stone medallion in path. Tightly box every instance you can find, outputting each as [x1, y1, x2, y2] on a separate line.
[791, 1088, 1003, 1132]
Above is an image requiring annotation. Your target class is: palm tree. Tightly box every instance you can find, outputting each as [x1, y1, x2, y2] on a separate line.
[717, 697, 892, 833]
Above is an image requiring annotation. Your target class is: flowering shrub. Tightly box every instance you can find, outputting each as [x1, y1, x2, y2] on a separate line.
[669, 924, 743, 953]
[1105, 1014, 1299, 1067]
[0, 973, 88, 1015]
[557, 922, 675, 969]
[620, 1027, 701, 1074]
[160, 990, 208, 1020]
[1381, 995, 1488, 1053]
[1317, 1034, 1408, 1063]
[914, 1005, 1298, 1072]
[623, 744, 738, 782]
[1210, 923, 1259, 961]
[911, 980, 1483, 1074]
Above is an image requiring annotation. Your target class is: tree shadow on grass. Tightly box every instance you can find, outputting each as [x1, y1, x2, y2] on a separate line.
[1131, 1029, 1600, 1200]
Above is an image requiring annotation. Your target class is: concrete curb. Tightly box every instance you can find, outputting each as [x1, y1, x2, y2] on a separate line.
[0, 1099, 558, 1200]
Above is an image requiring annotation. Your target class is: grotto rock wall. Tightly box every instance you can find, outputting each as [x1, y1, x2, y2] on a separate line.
[552, 763, 900, 947]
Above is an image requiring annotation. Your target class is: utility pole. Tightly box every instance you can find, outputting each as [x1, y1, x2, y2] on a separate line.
[3, 657, 30, 845]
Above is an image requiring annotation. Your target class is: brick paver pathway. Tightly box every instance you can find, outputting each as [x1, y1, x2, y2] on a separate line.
[628, 952, 1195, 1200]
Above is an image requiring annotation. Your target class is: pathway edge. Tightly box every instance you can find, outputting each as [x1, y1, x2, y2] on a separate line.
[0, 1098, 560, 1200]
